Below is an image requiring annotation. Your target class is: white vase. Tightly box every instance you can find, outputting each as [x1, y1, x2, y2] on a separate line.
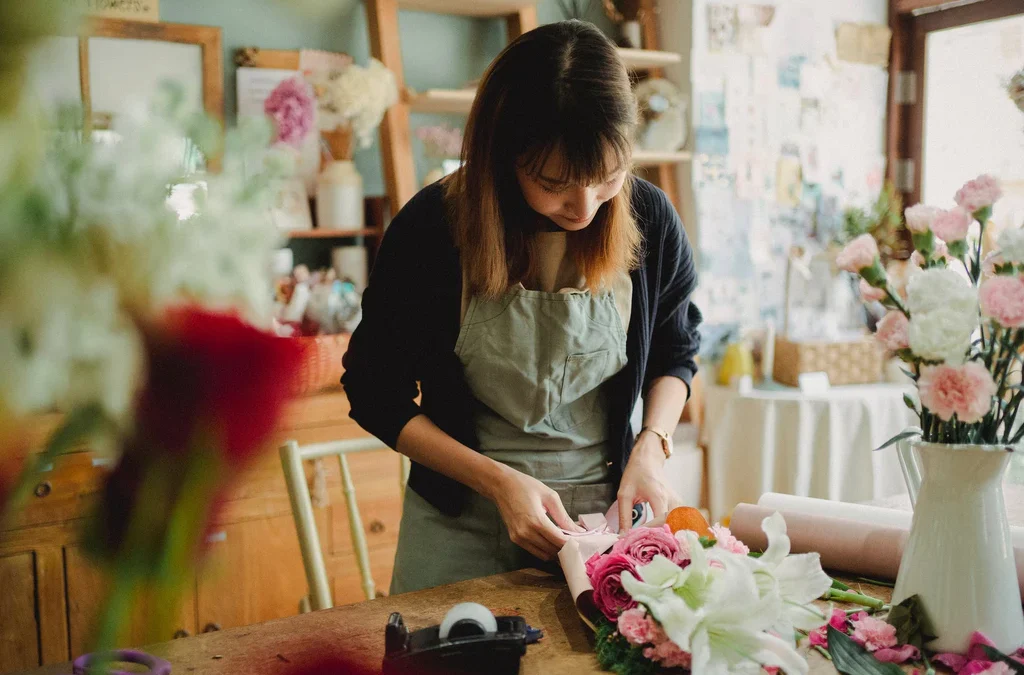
[621, 20, 642, 49]
[316, 160, 363, 230]
[893, 440, 1024, 653]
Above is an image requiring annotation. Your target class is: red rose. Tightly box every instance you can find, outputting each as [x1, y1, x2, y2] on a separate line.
[588, 551, 639, 622]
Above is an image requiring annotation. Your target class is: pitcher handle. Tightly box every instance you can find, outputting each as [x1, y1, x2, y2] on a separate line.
[896, 430, 923, 507]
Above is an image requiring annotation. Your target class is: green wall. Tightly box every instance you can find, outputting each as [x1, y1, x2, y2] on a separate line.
[159, 0, 615, 195]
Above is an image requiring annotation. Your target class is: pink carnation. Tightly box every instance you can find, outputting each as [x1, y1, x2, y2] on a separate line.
[905, 204, 940, 233]
[809, 608, 850, 648]
[875, 310, 910, 352]
[643, 634, 692, 669]
[956, 174, 1003, 214]
[588, 552, 639, 621]
[910, 240, 950, 268]
[710, 524, 749, 554]
[934, 632, 1024, 674]
[837, 234, 880, 273]
[611, 524, 684, 565]
[265, 77, 315, 147]
[980, 275, 1024, 327]
[617, 608, 657, 646]
[860, 279, 887, 303]
[850, 614, 898, 652]
[919, 362, 997, 423]
[932, 207, 974, 242]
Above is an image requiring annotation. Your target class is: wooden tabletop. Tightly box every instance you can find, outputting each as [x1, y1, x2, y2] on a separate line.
[28, 568, 896, 675]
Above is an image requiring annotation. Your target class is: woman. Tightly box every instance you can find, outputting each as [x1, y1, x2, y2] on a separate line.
[341, 20, 701, 594]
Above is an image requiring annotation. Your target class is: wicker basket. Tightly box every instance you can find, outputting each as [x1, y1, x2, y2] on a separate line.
[292, 334, 350, 396]
[772, 336, 883, 387]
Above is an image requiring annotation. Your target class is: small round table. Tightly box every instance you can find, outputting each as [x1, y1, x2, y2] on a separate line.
[702, 382, 915, 521]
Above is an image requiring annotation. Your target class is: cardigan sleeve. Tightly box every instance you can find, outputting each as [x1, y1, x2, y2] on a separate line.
[643, 185, 703, 395]
[340, 190, 436, 449]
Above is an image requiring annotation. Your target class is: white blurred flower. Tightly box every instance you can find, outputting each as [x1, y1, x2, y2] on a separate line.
[906, 267, 977, 316]
[997, 228, 1024, 264]
[309, 59, 398, 148]
[909, 308, 978, 364]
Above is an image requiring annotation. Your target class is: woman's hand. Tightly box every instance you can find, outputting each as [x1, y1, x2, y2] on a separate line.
[617, 432, 681, 532]
[485, 465, 583, 560]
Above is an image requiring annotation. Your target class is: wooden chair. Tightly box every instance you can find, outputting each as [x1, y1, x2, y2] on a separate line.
[279, 437, 408, 611]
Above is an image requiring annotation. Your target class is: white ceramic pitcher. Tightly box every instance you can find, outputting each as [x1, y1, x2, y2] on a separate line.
[894, 439, 1024, 653]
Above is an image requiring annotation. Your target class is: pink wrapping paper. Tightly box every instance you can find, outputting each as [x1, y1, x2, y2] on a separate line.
[729, 501, 1024, 600]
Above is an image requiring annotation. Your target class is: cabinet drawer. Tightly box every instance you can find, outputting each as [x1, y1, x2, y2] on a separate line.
[2, 452, 109, 532]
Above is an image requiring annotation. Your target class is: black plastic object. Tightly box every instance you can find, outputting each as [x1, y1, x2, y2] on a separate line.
[383, 611, 529, 675]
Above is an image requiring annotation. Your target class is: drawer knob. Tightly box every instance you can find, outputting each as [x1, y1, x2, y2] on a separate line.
[173, 629, 191, 639]
[369, 520, 385, 534]
[202, 622, 222, 633]
[33, 482, 52, 498]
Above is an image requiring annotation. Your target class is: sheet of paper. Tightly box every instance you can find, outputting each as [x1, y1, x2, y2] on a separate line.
[836, 22, 892, 67]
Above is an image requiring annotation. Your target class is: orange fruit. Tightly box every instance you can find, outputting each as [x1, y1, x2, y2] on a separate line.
[666, 506, 712, 537]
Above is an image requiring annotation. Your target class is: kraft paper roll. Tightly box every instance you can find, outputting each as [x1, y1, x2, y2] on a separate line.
[730, 494, 1024, 599]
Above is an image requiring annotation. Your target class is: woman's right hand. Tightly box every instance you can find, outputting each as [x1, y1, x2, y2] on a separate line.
[487, 466, 583, 560]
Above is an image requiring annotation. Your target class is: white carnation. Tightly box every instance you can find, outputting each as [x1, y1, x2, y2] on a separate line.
[906, 267, 977, 316]
[908, 308, 978, 364]
[998, 228, 1024, 264]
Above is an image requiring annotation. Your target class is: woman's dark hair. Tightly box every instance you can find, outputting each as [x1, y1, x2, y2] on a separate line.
[446, 20, 641, 298]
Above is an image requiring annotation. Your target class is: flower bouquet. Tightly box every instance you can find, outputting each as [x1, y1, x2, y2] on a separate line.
[0, 74, 304, 659]
[839, 174, 1024, 652]
[306, 58, 398, 161]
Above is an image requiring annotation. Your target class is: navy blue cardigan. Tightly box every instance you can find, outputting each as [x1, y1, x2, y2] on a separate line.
[341, 178, 702, 516]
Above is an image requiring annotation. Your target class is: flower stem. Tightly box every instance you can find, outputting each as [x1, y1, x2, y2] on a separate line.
[814, 645, 833, 661]
[823, 588, 886, 610]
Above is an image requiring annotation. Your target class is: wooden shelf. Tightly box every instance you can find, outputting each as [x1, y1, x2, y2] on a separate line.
[407, 88, 476, 114]
[287, 228, 380, 239]
[398, 0, 535, 16]
[634, 150, 692, 166]
[617, 48, 682, 70]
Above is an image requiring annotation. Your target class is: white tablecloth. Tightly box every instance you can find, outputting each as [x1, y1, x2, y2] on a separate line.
[703, 383, 915, 521]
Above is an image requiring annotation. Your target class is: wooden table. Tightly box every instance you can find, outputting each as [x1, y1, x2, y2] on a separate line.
[27, 568, 895, 675]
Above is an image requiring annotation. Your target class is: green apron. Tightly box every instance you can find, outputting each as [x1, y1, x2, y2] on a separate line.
[390, 282, 628, 594]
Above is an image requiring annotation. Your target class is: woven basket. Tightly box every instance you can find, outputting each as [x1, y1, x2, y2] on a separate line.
[292, 334, 350, 396]
[772, 336, 883, 387]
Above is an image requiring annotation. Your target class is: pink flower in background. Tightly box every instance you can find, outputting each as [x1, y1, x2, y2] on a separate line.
[905, 204, 940, 233]
[415, 124, 464, 158]
[934, 632, 1024, 674]
[808, 608, 849, 649]
[874, 644, 921, 664]
[611, 524, 684, 565]
[859, 279, 887, 303]
[980, 276, 1024, 328]
[983, 252, 1006, 277]
[617, 608, 657, 646]
[910, 240, 950, 268]
[643, 630, 692, 669]
[837, 234, 880, 273]
[919, 362, 997, 423]
[955, 174, 1003, 214]
[875, 311, 910, 352]
[932, 207, 974, 242]
[588, 552, 639, 621]
[849, 614, 898, 652]
[265, 77, 315, 147]
[710, 524, 749, 554]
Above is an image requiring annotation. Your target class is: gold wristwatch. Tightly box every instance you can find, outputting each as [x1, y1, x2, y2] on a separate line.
[639, 426, 673, 459]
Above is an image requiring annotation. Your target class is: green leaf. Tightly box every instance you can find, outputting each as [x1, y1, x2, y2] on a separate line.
[884, 595, 936, 651]
[827, 626, 904, 675]
[903, 394, 918, 413]
[875, 429, 921, 452]
[594, 618, 658, 675]
[981, 646, 1024, 674]
[698, 536, 717, 549]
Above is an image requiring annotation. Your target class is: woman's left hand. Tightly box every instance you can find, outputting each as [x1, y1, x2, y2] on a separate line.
[617, 432, 681, 532]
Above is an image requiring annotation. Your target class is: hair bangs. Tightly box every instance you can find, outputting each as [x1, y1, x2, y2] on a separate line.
[519, 127, 632, 186]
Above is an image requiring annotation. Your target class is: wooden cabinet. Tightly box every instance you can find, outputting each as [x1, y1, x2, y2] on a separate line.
[0, 389, 403, 674]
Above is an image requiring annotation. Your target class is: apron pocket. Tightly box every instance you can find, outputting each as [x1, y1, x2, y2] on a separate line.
[550, 349, 609, 432]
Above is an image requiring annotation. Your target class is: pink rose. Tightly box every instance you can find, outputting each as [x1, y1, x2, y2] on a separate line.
[837, 234, 880, 273]
[875, 311, 910, 352]
[809, 608, 850, 648]
[932, 207, 974, 242]
[859, 279, 887, 303]
[980, 276, 1024, 327]
[710, 524, 749, 554]
[611, 524, 684, 565]
[588, 552, 639, 621]
[956, 174, 1003, 214]
[850, 614, 898, 652]
[617, 608, 657, 646]
[919, 362, 997, 423]
[905, 204, 940, 233]
[265, 77, 316, 147]
[934, 632, 1024, 674]
[585, 552, 602, 578]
